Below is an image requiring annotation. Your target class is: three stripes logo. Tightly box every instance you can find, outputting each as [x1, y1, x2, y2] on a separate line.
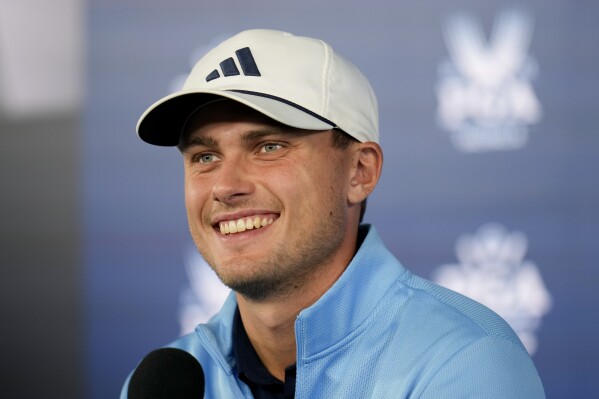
[206, 47, 261, 82]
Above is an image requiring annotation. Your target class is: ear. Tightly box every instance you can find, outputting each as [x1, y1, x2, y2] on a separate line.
[347, 142, 383, 205]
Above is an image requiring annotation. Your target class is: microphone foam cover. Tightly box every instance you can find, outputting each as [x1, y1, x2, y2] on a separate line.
[128, 348, 205, 398]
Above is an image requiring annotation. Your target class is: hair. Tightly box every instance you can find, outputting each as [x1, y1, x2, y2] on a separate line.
[331, 129, 368, 223]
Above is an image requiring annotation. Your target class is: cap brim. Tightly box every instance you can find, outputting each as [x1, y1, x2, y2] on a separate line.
[136, 89, 335, 146]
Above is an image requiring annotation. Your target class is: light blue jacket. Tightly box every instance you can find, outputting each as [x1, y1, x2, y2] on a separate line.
[121, 225, 545, 398]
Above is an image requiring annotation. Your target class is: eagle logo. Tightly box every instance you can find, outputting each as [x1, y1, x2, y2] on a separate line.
[432, 223, 552, 355]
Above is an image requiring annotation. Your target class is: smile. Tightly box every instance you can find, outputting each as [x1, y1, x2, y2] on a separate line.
[218, 215, 274, 235]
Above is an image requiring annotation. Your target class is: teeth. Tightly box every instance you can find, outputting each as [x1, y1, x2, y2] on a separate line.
[219, 216, 274, 235]
[236, 219, 245, 232]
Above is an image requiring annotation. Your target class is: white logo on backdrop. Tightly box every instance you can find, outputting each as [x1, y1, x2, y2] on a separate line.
[178, 247, 231, 335]
[432, 224, 552, 355]
[436, 8, 542, 153]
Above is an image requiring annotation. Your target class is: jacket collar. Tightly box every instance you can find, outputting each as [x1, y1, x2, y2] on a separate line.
[295, 224, 407, 360]
[196, 224, 407, 368]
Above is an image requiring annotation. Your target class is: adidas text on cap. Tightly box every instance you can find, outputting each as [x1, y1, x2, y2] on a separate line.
[137, 29, 379, 146]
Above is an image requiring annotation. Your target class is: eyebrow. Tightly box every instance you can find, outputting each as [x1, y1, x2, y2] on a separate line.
[240, 126, 296, 142]
[179, 125, 297, 153]
[178, 136, 217, 153]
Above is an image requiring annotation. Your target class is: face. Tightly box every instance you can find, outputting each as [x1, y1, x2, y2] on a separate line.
[180, 101, 356, 301]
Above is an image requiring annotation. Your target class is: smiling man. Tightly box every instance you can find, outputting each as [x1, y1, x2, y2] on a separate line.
[121, 30, 545, 398]
[179, 102, 370, 307]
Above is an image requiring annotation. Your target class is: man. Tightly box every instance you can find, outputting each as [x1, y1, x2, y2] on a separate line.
[122, 29, 545, 398]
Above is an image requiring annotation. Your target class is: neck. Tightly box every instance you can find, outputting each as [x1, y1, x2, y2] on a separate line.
[236, 226, 358, 381]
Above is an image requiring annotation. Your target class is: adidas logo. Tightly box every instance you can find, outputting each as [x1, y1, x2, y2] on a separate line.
[206, 47, 261, 82]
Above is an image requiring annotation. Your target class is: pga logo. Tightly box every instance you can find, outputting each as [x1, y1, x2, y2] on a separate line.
[436, 8, 542, 153]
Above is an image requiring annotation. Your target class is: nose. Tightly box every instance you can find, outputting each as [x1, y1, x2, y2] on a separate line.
[211, 158, 254, 204]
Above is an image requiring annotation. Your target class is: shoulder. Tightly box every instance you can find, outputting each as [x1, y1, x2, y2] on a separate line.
[398, 271, 526, 349]
[418, 336, 545, 398]
[392, 273, 545, 398]
[167, 298, 238, 373]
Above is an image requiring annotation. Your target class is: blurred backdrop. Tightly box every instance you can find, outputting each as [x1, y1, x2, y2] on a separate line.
[1, 0, 598, 398]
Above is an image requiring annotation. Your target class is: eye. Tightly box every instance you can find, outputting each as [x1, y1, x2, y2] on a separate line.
[260, 143, 283, 153]
[193, 153, 219, 164]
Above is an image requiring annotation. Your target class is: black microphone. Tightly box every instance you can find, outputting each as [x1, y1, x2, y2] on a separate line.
[128, 348, 205, 398]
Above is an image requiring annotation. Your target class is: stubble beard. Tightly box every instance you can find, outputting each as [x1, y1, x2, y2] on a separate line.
[194, 199, 348, 302]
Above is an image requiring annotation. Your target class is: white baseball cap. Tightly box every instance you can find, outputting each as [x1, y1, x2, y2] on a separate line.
[137, 29, 379, 146]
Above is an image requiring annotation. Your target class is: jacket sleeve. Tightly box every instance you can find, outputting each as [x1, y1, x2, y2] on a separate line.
[418, 336, 546, 399]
